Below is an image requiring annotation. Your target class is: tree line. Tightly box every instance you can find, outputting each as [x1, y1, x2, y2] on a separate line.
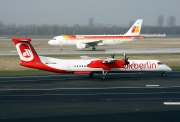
[0, 16, 179, 36]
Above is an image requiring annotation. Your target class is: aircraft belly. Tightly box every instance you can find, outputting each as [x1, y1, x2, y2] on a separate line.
[102, 40, 123, 45]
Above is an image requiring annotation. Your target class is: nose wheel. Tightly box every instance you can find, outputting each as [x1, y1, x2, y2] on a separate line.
[162, 72, 166, 76]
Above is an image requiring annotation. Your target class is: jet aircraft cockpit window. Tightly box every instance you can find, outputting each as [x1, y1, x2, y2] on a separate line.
[52, 38, 56, 40]
[158, 62, 164, 65]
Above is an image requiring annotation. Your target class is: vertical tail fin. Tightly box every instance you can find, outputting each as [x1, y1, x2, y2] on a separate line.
[12, 38, 66, 73]
[124, 19, 143, 36]
[12, 38, 41, 64]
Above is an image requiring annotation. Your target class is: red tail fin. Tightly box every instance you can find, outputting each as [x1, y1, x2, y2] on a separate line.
[12, 38, 67, 73]
[12, 38, 41, 64]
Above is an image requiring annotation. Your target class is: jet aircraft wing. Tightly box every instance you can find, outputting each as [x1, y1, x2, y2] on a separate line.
[80, 56, 115, 63]
[83, 40, 103, 47]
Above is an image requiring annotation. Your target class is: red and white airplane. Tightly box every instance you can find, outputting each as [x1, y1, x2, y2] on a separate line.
[12, 38, 172, 79]
[48, 19, 144, 51]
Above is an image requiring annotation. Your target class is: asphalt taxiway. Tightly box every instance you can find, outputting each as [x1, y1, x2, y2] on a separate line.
[1, 71, 180, 122]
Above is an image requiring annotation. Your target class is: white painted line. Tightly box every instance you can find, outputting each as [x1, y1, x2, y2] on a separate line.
[146, 85, 159, 87]
[10, 51, 17, 52]
[164, 102, 180, 105]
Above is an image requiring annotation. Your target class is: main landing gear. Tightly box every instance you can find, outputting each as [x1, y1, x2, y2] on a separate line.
[92, 47, 96, 51]
[101, 70, 108, 79]
[60, 46, 63, 51]
[89, 72, 94, 78]
[88, 71, 108, 79]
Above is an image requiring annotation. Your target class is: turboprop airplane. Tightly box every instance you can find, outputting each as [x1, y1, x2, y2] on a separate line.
[48, 19, 143, 51]
[12, 38, 171, 79]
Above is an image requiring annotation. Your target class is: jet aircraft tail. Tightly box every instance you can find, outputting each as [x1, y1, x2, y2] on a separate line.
[124, 19, 143, 36]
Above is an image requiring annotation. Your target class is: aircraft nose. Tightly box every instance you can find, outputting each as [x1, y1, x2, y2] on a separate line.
[48, 40, 53, 45]
[166, 65, 172, 71]
[168, 66, 172, 71]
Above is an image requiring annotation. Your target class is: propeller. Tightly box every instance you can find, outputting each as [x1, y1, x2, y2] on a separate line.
[124, 53, 129, 65]
[110, 53, 129, 65]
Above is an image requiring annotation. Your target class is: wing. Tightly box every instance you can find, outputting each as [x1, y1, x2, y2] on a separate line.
[80, 55, 104, 60]
[87, 59, 125, 70]
[102, 58, 115, 63]
[80, 56, 98, 60]
[80, 56, 115, 62]
[80, 56, 89, 59]
[84, 40, 103, 47]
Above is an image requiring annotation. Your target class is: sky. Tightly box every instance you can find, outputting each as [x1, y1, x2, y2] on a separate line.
[0, 0, 180, 26]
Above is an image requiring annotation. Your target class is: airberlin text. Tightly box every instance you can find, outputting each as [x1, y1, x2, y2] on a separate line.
[125, 61, 156, 69]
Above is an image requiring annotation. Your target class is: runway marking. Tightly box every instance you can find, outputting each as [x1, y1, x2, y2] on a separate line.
[0, 86, 165, 91]
[10, 50, 17, 52]
[164, 102, 180, 105]
[146, 85, 159, 87]
[2, 86, 180, 91]
[3, 87, 180, 91]
[0, 92, 169, 97]
[0, 87, 144, 91]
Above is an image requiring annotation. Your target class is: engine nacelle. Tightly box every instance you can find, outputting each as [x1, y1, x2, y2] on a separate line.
[76, 43, 90, 49]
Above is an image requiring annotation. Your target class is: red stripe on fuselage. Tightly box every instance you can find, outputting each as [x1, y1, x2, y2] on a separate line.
[66, 35, 140, 40]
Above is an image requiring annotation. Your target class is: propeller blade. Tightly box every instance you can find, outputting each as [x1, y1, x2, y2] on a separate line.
[124, 53, 126, 60]
[123, 53, 129, 65]
[111, 53, 115, 58]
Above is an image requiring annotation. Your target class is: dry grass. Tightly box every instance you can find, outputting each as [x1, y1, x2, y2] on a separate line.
[0, 54, 180, 71]
[0, 38, 180, 71]
[0, 55, 32, 71]
[1, 38, 180, 50]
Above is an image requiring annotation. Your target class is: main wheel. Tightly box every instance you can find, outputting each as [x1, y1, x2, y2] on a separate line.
[92, 47, 96, 51]
[60, 46, 63, 51]
[101, 75, 106, 79]
[89, 73, 94, 78]
[162, 72, 165, 76]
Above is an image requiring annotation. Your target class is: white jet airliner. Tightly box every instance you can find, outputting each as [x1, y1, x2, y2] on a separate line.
[12, 38, 171, 79]
[48, 19, 144, 51]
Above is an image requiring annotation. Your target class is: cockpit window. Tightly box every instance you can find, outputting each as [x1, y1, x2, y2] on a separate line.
[52, 38, 56, 40]
[158, 62, 164, 65]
